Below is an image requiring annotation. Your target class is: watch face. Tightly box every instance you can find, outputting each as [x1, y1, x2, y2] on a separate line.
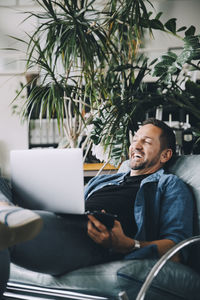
[135, 240, 140, 249]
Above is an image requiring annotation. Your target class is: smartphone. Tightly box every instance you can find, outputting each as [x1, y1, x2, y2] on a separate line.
[86, 211, 117, 230]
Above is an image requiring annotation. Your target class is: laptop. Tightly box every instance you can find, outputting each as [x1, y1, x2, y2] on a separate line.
[10, 148, 85, 214]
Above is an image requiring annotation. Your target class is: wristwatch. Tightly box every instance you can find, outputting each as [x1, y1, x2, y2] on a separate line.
[128, 239, 141, 252]
[134, 239, 141, 249]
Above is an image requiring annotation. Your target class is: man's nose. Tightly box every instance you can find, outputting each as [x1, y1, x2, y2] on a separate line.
[135, 141, 143, 149]
[131, 139, 143, 149]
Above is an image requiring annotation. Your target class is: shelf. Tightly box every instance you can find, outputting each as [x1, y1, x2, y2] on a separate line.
[84, 163, 118, 177]
[29, 143, 58, 149]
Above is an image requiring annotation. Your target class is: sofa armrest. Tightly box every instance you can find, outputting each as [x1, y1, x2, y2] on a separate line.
[136, 235, 200, 300]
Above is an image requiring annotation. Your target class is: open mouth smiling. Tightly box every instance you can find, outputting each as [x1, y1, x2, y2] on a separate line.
[134, 154, 142, 158]
[131, 152, 143, 159]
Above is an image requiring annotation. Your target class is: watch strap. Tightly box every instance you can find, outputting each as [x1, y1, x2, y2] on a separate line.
[128, 239, 140, 252]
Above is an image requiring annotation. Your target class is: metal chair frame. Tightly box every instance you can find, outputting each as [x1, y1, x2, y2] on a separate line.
[136, 235, 200, 300]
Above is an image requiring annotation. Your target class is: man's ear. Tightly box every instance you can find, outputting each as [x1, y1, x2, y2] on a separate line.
[160, 149, 173, 163]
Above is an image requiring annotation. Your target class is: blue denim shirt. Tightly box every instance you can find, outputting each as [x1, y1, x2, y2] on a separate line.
[84, 169, 194, 261]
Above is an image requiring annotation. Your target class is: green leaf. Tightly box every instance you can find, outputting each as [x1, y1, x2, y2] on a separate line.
[155, 12, 163, 20]
[163, 73, 172, 85]
[154, 60, 169, 69]
[139, 18, 150, 28]
[149, 58, 158, 66]
[168, 65, 178, 74]
[165, 18, 177, 34]
[152, 66, 167, 77]
[167, 51, 178, 59]
[182, 35, 200, 60]
[150, 19, 164, 31]
[177, 50, 192, 64]
[177, 26, 187, 32]
[185, 25, 196, 37]
[160, 54, 176, 65]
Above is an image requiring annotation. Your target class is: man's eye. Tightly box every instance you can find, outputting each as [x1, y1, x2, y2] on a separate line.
[145, 140, 151, 144]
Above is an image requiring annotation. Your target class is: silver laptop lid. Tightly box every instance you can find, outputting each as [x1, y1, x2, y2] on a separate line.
[10, 148, 85, 214]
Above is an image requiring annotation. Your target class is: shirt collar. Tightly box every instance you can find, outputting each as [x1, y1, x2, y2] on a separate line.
[122, 168, 164, 185]
[140, 168, 164, 185]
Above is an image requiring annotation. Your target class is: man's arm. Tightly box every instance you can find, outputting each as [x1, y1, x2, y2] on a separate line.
[87, 174, 193, 263]
[87, 215, 180, 261]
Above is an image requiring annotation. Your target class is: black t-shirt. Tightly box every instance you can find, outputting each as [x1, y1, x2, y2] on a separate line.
[85, 174, 150, 238]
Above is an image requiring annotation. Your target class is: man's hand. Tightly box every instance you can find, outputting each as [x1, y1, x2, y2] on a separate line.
[87, 214, 135, 253]
[87, 214, 180, 261]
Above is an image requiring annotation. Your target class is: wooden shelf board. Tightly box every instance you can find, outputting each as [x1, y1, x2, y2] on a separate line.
[84, 163, 118, 171]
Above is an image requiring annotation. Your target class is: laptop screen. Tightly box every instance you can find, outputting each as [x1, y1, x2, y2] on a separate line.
[10, 148, 85, 214]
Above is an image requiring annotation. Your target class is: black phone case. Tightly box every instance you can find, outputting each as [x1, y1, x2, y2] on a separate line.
[88, 211, 117, 229]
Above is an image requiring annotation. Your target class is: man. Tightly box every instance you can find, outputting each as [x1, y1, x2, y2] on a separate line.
[0, 118, 194, 297]
[86, 118, 193, 261]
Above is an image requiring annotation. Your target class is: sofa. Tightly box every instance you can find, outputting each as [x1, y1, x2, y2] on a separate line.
[3, 155, 200, 300]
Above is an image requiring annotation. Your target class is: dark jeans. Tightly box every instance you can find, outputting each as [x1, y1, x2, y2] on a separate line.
[0, 177, 122, 297]
[0, 211, 117, 298]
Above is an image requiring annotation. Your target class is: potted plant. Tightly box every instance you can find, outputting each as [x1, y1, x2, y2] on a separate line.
[12, 0, 200, 166]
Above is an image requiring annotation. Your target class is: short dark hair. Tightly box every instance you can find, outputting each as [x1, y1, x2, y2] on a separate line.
[142, 118, 176, 167]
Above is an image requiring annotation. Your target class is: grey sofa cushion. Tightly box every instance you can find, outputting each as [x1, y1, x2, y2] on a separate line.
[9, 260, 129, 298]
[118, 259, 200, 300]
[9, 258, 200, 300]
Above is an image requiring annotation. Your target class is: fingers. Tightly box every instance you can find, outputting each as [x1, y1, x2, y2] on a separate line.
[113, 219, 121, 229]
[87, 216, 128, 252]
[87, 216, 111, 247]
[87, 220, 109, 240]
[87, 214, 107, 232]
[87, 220, 99, 242]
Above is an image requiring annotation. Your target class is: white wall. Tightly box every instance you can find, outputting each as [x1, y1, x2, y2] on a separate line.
[0, 0, 200, 178]
[0, 75, 28, 177]
[0, 0, 40, 178]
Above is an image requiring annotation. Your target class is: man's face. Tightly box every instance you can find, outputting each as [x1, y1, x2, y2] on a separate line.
[129, 124, 167, 175]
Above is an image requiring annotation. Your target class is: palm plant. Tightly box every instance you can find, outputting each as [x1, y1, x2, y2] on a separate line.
[15, 0, 112, 160]
[12, 0, 200, 166]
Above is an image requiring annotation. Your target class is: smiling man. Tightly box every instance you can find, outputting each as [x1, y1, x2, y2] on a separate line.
[129, 121, 173, 174]
[86, 118, 193, 261]
[0, 118, 194, 298]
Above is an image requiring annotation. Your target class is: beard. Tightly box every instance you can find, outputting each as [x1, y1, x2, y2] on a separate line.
[130, 160, 147, 170]
[129, 158, 148, 170]
[129, 152, 161, 171]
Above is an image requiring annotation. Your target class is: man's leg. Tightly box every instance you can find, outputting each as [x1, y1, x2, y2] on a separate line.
[0, 177, 42, 298]
[0, 177, 113, 276]
[10, 211, 112, 276]
[0, 208, 43, 251]
[0, 177, 43, 250]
